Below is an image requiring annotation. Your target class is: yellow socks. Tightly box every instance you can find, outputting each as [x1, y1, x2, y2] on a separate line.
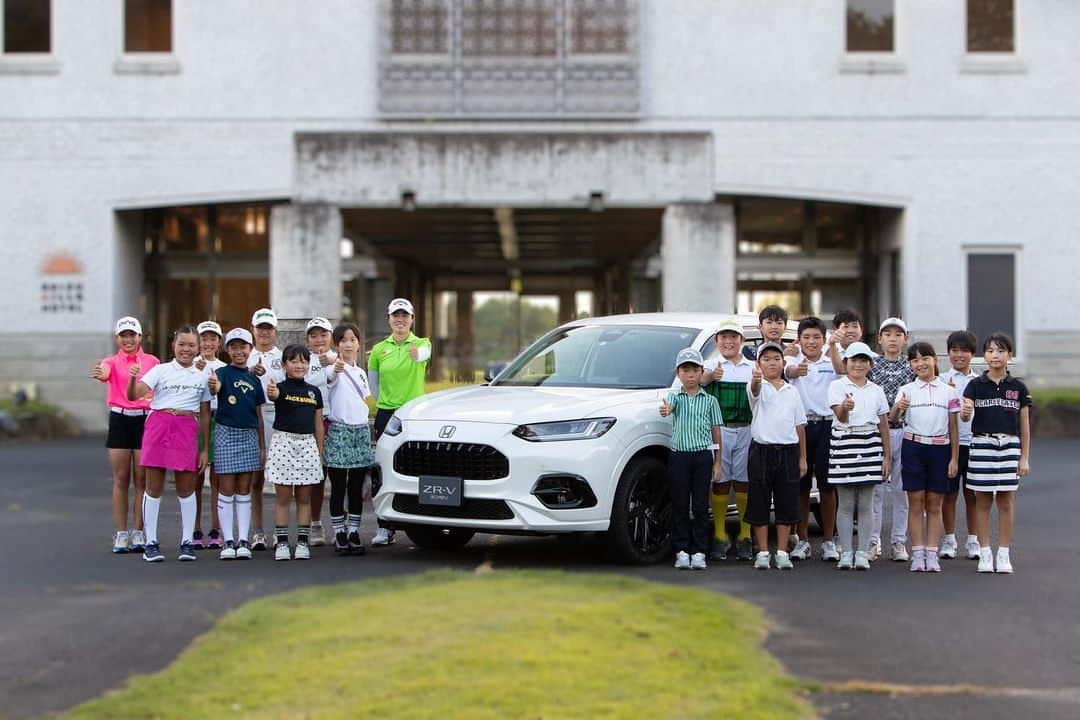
[710, 492, 728, 540]
[734, 490, 751, 541]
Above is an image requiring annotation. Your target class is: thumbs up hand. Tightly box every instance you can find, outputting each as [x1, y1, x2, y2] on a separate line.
[91, 362, 107, 380]
[842, 393, 855, 412]
[946, 376, 956, 388]
[659, 397, 673, 418]
[129, 363, 141, 379]
[267, 377, 279, 401]
[334, 357, 345, 374]
[195, 356, 206, 372]
[252, 356, 265, 377]
[208, 372, 221, 395]
[793, 358, 809, 378]
[961, 397, 975, 422]
[896, 392, 910, 413]
[408, 342, 420, 361]
[319, 353, 332, 367]
[752, 366, 763, 382]
[784, 342, 800, 358]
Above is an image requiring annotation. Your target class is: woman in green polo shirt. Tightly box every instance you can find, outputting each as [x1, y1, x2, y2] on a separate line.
[368, 297, 432, 546]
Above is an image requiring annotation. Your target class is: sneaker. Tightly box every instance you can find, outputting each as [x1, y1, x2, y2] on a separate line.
[347, 531, 366, 556]
[309, 522, 326, 547]
[910, 548, 926, 572]
[754, 551, 771, 570]
[235, 540, 252, 560]
[192, 529, 204, 550]
[710, 539, 730, 562]
[853, 550, 871, 570]
[294, 542, 311, 560]
[965, 536, 981, 560]
[891, 541, 910, 562]
[372, 528, 396, 546]
[207, 529, 223, 549]
[790, 540, 811, 561]
[674, 551, 691, 570]
[836, 551, 854, 570]
[978, 547, 994, 573]
[925, 551, 941, 573]
[867, 538, 881, 562]
[178, 542, 197, 561]
[821, 540, 840, 562]
[939, 535, 958, 559]
[334, 531, 349, 556]
[251, 531, 268, 551]
[690, 552, 707, 570]
[130, 529, 146, 552]
[219, 541, 236, 561]
[995, 547, 1013, 574]
[112, 531, 130, 554]
[143, 542, 164, 562]
[735, 537, 753, 562]
[775, 550, 793, 570]
[274, 542, 291, 561]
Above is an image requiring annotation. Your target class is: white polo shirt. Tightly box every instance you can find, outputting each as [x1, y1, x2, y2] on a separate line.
[306, 349, 337, 417]
[828, 377, 889, 429]
[198, 356, 227, 412]
[785, 352, 837, 417]
[324, 361, 372, 425]
[747, 380, 807, 445]
[898, 376, 960, 438]
[140, 360, 212, 413]
[705, 353, 755, 383]
[942, 367, 977, 445]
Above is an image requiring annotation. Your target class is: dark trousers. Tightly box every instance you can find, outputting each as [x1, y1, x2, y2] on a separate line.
[372, 408, 397, 529]
[801, 419, 832, 492]
[668, 449, 713, 554]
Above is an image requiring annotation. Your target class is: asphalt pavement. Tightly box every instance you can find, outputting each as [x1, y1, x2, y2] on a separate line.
[2, 436, 1079, 719]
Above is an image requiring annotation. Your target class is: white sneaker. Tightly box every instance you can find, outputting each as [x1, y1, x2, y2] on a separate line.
[790, 540, 811, 561]
[754, 551, 771, 570]
[836, 551, 854, 570]
[309, 523, 326, 547]
[112, 531, 130, 554]
[674, 551, 691, 570]
[130, 529, 146, 551]
[978, 547, 994, 573]
[372, 528, 396, 546]
[867, 538, 881, 562]
[219, 541, 236, 561]
[891, 541, 910, 562]
[853, 550, 871, 570]
[995, 547, 1013, 574]
[821, 540, 840, 561]
[294, 543, 311, 560]
[274, 542, 291, 561]
[690, 552, 707, 570]
[939, 535, 958, 559]
[965, 536, 981, 560]
[775, 550, 793, 570]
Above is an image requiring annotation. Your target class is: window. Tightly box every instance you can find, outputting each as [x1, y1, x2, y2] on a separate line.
[737, 198, 804, 255]
[461, 0, 557, 58]
[569, 0, 630, 54]
[967, 0, 1013, 53]
[391, 0, 449, 54]
[966, 251, 1018, 354]
[3, 0, 50, 53]
[124, 0, 171, 53]
[846, 0, 893, 53]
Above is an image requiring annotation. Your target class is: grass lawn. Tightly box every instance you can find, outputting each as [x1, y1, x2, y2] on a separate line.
[61, 570, 814, 720]
[1031, 387, 1080, 406]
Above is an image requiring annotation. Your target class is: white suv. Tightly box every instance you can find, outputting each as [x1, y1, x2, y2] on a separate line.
[373, 312, 802, 564]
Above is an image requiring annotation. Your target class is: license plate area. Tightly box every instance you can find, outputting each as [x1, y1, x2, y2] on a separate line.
[418, 475, 463, 507]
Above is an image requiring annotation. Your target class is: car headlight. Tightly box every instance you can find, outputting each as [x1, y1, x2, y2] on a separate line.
[384, 415, 403, 437]
[512, 417, 616, 442]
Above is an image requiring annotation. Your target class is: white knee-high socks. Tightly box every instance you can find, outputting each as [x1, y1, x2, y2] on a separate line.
[179, 493, 196, 544]
[218, 494, 235, 543]
[236, 493, 252, 542]
[142, 494, 161, 544]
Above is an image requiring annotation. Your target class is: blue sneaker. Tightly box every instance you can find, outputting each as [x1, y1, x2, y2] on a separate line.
[178, 542, 197, 561]
[143, 542, 164, 563]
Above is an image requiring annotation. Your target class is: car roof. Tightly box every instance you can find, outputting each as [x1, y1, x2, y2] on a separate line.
[557, 312, 798, 339]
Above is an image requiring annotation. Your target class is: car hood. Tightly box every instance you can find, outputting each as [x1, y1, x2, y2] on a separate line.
[398, 385, 651, 425]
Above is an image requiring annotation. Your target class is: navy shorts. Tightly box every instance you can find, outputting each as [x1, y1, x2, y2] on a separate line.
[800, 419, 832, 492]
[948, 445, 969, 494]
[901, 441, 952, 494]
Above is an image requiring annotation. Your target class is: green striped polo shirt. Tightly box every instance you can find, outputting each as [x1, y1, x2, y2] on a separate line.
[666, 388, 724, 452]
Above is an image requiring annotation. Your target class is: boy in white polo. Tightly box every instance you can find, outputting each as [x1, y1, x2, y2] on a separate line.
[746, 342, 807, 570]
[247, 307, 284, 550]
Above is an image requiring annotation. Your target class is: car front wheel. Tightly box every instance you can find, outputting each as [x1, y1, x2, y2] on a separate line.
[404, 525, 476, 550]
[606, 456, 672, 564]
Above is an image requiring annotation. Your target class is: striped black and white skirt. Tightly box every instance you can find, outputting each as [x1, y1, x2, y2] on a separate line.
[829, 423, 885, 485]
[967, 433, 1021, 492]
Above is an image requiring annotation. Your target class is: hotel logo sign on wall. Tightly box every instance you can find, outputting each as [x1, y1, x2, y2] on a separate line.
[40, 252, 85, 314]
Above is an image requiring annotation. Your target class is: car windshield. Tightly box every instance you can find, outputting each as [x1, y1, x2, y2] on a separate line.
[492, 324, 701, 389]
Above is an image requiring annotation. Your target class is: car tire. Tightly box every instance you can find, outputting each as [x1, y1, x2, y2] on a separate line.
[404, 525, 476, 550]
[605, 455, 673, 565]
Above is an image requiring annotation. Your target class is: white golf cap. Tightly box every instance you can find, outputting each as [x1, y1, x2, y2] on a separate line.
[878, 316, 908, 334]
[674, 347, 705, 369]
[224, 328, 254, 346]
[114, 316, 142, 335]
[756, 342, 784, 358]
[306, 316, 333, 333]
[388, 298, 415, 315]
[843, 341, 878, 360]
[251, 307, 278, 327]
[715, 317, 744, 336]
[197, 320, 223, 337]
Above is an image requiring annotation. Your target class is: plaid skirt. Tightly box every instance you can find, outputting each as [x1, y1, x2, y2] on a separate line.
[266, 430, 323, 486]
[213, 423, 261, 475]
[324, 421, 375, 469]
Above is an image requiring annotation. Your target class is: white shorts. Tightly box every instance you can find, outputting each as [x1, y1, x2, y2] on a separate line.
[721, 425, 752, 485]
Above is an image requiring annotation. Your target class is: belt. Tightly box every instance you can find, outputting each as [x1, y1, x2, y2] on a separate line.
[806, 414, 831, 423]
[723, 422, 750, 428]
[904, 432, 949, 446]
[888, 421, 904, 429]
[110, 407, 148, 417]
[153, 409, 199, 417]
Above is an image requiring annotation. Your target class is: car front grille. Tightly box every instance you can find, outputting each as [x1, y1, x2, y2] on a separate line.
[393, 441, 509, 481]
[391, 493, 515, 520]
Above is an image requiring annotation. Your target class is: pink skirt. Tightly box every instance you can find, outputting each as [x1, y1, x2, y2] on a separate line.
[140, 412, 199, 472]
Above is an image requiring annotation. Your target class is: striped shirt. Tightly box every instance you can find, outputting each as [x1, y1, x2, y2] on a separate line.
[666, 388, 724, 452]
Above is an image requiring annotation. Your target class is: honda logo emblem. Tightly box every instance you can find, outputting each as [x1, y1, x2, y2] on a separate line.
[439, 425, 456, 439]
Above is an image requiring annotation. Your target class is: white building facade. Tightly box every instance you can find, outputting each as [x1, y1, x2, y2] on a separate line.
[2, 0, 1076, 429]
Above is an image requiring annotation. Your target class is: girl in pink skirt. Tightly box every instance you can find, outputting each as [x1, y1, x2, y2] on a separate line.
[127, 326, 212, 563]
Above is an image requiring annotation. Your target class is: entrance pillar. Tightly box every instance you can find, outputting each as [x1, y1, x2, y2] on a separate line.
[661, 203, 735, 312]
[270, 204, 342, 318]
